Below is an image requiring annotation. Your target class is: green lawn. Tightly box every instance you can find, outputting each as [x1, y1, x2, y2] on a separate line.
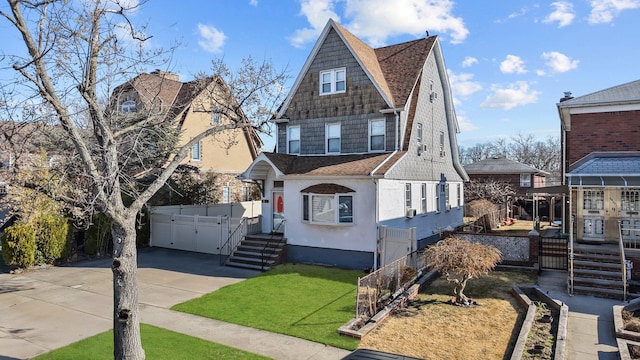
[172, 263, 362, 350]
[34, 324, 270, 360]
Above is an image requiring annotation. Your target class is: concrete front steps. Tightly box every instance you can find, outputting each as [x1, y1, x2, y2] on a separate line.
[225, 233, 286, 271]
[572, 243, 637, 300]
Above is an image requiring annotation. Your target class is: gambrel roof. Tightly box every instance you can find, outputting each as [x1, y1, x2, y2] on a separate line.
[276, 19, 436, 118]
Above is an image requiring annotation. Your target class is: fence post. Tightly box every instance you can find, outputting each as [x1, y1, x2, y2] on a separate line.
[529, 229, 540, 271]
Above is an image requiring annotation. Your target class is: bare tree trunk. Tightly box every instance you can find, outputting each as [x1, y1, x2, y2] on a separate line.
[454, 276, 469, 305]
[111, 218, 145, 360]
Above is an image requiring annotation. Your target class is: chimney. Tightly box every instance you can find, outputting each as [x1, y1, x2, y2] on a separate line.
[151, 69, 180, 82]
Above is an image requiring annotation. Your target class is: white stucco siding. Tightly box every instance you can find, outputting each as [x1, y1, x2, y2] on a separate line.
[283, 178, 378, 252]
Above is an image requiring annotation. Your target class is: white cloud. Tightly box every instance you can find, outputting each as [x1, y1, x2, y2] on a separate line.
[508, 7, 528, 19]
[481, 81, 540, 110]
[500, 55, 527, 74]
[448, 71, 482, 97]
[543, 1, 575, 27]
[288, 0, 341, 48]
[249, 0, 258, 5]
[197, 24, 227, 53]
[462, 56, 478, 68]
[542, 51, 579, 73]
[289, 0, 469, 48]
[114, 22, 150, 49]
[589, 0, 640, 24]
[455, 111, 478, 132]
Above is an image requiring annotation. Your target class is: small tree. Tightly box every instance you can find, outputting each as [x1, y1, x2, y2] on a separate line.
[424, 236, 502, 306]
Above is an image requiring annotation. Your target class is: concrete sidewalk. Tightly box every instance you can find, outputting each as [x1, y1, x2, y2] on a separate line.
[537, 270, 621, 360]
[0, 248, 350, 360]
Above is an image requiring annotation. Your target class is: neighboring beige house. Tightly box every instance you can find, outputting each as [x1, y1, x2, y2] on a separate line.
[112, 70, 262, 203]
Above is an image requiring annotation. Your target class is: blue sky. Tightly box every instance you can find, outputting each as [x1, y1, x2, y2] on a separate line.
[3, 0, 640, 150]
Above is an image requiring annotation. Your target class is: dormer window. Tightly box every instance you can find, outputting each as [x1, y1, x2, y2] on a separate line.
[121, 100, 136, 113]
[320, 68, 346, 95]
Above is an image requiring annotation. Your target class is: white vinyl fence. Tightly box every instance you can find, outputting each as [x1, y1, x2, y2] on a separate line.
[150, 202, 261, 254]
[379, 225, 417, 267]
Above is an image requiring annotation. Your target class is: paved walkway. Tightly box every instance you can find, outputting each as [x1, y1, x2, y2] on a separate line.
[537, 270, 620, 360]
[0, 248, 628, 360]
[0, 248, 350, 360]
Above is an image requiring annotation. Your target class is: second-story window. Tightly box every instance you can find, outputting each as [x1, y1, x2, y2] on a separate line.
[212, 108, 221, 125]
[326, 123, 341, 153]
[520, 174, 531, 187]
[369, 119, 385, 152]
[191, 141, 202, 161]
[288, 126, 300, 154]
[416, 123, 423, 143]
[320, 68, 346, 95]
[439, 131, 445, 156]
[121, 100, 137, 113]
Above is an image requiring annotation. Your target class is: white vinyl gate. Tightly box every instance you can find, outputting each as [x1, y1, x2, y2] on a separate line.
[379, 225, 417, 267]
[150, 213, 242, 254]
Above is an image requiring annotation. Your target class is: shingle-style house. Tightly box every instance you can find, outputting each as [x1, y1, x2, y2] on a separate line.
[558, 79, 640, 298]
[112, 70, 262, 203]
[240, 19, 468, 270]
[464, 156, 548, 196]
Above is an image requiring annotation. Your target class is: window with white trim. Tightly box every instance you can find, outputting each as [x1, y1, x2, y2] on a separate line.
[242, 186, 250, 201]
[445, 183, 450, 210]
[435, 184, 441, 212]
[326, 123, 341, 153]
[520, 174, 531, 187]
[421, 183, 427, 214]
[121, 100, 137, 113]
[302, 193, 353, 224]
[622, 190, 640, 211]
[416, 123, 423, 143]
[320, 68, 346, 95]
[191, 141, 201, 161]
[287, 126, 300, 154]
[223, 186, 230, 203]
[212, 108, 221, 125]
[583, 190, 604, 210]
[439, 131, 445, 156]
[405, 183, 412, 209]
[369, 119, 385, 152]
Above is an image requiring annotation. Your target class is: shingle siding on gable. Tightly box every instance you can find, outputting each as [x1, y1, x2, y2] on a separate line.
[386, 54, 463, 182]
[276, 28, 394, 155]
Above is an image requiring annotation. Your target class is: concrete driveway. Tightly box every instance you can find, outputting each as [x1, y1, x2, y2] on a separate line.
[0, 247, 260, 359]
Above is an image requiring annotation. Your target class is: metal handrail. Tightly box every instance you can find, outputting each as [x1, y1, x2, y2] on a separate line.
[220, 216, 246, 265]
[619, 220, 628, 302]
[261, 219, 285, 270]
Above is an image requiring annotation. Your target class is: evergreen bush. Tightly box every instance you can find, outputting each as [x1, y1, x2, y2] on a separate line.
[1, 221, 37, 268]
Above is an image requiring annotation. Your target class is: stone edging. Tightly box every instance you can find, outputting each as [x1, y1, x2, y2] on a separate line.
[613, 296, 640, 359]
[510, 286, 568, 360]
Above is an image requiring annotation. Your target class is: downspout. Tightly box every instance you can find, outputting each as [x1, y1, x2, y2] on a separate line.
[374, 178, 379, 270]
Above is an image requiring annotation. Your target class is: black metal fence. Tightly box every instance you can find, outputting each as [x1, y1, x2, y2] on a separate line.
[539, 237, 568, 270]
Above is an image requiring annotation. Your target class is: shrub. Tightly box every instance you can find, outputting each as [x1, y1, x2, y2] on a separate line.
[35, 213, 71, 264]
[1, 221, 37, 268]
[84, 213, 112, 256]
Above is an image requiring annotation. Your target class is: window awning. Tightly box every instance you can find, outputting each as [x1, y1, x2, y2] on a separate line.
[566, 175, 640, 187]
[301, 183, 355, 194]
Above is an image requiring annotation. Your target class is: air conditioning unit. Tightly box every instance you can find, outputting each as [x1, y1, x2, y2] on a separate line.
[406, 208, 416, 218]
[417, 143, 428, 156]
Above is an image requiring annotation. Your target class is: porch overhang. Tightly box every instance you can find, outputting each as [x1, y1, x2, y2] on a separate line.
[239, 153, 284, 180]
[566, 174, 640, 187]
[525, 185, 568, 195]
